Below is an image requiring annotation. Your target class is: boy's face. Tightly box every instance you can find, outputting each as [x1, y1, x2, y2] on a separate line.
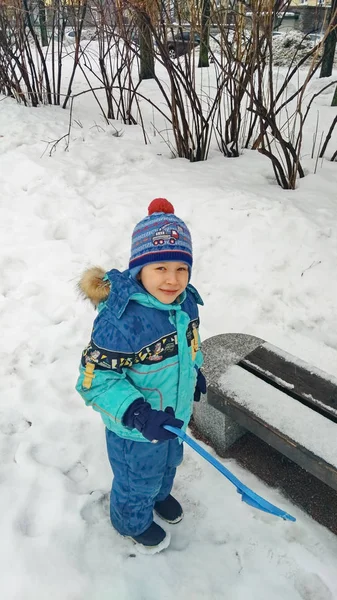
[139, 261, 189, 304]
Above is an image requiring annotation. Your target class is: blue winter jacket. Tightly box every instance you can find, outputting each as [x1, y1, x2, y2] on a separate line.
[76, 268, 204, 442]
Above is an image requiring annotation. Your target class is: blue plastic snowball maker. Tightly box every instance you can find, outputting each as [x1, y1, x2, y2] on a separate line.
[163, 425, 296, 522]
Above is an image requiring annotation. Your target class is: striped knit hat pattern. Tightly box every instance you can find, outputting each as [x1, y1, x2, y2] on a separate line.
[129, 198, 193, 278]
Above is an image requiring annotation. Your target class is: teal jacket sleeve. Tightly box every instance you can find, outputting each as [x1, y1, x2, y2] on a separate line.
[76, 365, 144, 424]
[75, 310, 144, 424]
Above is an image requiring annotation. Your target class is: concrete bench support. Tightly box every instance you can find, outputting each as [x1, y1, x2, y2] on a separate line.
[193, 333, 263, 456]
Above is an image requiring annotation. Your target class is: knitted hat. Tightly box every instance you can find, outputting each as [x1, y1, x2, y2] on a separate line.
[129, 198, 193, 278]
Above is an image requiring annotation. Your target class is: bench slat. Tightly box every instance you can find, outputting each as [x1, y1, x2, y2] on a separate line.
[239, 343, 337, 421]
[215, 365, 337, 472]
[207, 387, 337, 491]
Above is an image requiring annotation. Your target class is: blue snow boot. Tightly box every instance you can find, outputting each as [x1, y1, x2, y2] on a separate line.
[129, 522, 171, 555]
[154, 495, 183, 524]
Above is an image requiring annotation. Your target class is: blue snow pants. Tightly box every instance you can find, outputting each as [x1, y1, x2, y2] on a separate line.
[105, 429, 184, 537]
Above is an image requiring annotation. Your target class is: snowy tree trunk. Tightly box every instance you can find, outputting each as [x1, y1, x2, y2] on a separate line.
[139, 12, 155, 81]
[38, 0, 48, 47]
[320, 0, 337, 78]
[198, 0, 210, 68]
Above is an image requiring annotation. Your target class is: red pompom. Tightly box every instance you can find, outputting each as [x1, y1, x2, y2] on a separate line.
[148, 198, 174, 216]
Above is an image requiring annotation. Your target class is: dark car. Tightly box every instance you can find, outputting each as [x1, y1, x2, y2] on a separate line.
[166, 31, 201, 59]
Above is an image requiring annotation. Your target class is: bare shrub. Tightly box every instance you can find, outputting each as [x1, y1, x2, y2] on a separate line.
[119, 0, 224, 161]
[77, 1, 144, 124]
[0, 0, 88, 106]
[211, 0, 336, 188]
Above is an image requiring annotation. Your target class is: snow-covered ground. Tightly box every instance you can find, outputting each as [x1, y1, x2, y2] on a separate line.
[1, 53, 337, 599]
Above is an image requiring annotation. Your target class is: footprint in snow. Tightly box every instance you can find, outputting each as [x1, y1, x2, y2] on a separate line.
[80, 491, 110, 525]
[0, 409, 31, 435]
[29, 442, 88, 483]
[30, 442, 71, 470]
[294, 571, 333, 600]
[65, 461, 88, 483]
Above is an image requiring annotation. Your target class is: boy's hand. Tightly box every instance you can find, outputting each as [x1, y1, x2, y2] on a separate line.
[123, 399, 183, 442]
[194, 370, 207, 402]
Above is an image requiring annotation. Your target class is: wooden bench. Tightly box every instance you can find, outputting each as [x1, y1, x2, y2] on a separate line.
[193, 333, 337, 491]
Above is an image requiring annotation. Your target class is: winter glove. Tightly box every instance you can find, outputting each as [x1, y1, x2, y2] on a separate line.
[122, 398, 183, 442]
[194, 369, 207, 402]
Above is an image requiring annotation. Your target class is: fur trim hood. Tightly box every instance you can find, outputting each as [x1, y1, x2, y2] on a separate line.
[78, 267, 204, 313]
[78, 267, 111, 307]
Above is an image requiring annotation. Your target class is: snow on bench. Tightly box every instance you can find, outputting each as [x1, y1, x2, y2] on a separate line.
[193, 333, 337, 491]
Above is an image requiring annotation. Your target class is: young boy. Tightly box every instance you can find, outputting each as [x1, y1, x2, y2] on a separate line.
[76, 198, 206, 554]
